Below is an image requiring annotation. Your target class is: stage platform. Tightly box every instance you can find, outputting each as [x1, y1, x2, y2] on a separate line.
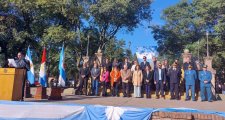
[0, 99, 225, 120]
[1, 87, 224, 120]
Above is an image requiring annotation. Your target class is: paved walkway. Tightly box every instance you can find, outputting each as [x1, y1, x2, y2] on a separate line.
[26, 95, 225, 112]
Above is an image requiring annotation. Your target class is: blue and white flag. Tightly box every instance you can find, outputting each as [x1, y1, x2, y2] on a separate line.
[58, 45, 66, 87]
[25, 47, 35, 84]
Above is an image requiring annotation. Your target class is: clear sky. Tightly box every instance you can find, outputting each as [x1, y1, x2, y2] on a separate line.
[116, 0, 181, 54]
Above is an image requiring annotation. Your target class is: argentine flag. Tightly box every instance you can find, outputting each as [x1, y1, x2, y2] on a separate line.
[58, 45, 66, 87]
[39, 47, 47, 87]
[25, 47, 35, 84]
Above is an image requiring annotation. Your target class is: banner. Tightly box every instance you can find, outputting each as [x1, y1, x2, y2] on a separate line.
[0, 101, 224, 120]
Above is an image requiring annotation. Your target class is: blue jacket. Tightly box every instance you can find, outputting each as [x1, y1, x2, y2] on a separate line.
[154, 68, 166, 83]
[198, 70, 212, 87]
[184, 70, 197, 85]
[91, 67, 100, 80]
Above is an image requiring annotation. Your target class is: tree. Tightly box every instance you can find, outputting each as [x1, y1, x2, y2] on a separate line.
[0, 0, 153, 79]
[88, 0, 152, 49]
[151, 0, 225, 70]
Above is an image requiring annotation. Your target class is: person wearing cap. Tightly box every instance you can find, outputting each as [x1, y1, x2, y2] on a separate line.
[184, 65, 197, 101]
[168, 63, 181, 100]
[154, 63, 166, 99]
[110, 65, 121, 97]
[140, 56, 150, 71]
[199, 65, 213, 102]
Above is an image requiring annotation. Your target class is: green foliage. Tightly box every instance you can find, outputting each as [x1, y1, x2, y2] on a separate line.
[89, 0, 152, 49]
[151, 0, 225, 70]
[0, 0, 152, 78]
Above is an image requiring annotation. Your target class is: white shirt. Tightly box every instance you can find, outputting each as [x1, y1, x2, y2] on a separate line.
[131, 65, 136, 72]
[158, 68, 162, 80]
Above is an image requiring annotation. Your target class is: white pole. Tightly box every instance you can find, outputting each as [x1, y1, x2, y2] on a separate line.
[206, 31, 209, 57]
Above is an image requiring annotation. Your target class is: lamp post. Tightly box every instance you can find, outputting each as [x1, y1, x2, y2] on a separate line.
[206, 31, 209, 57]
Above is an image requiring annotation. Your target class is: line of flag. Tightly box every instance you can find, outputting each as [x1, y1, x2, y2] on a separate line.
[25, 44, 66, 87]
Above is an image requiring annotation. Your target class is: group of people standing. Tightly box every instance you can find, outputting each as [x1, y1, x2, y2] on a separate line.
[76, 56, 213, 102]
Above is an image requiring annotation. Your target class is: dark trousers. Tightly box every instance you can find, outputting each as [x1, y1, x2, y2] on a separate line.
[21, 71, 27, 100]
[145, 84, 151, 98]
[111, 82, 119, 96]
[77, 78, 88, 95]
[170, 83, 179, 99]
[122, 82, 130, 97]
[165, 76, 170, 91]
[102, 81, 109, 96]
[156, 80, 164, 96]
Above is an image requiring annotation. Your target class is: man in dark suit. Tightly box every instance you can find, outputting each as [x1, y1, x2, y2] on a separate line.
[102, 58, 112, 72]
[168, 63, 181, 100]
[140, 56, 150, 71]
[77, 63, 89, 95]
[154, 63, 166, 99]
[122, 57, 131, 69]
[163, 59, 170, 91]
[9, 52, 30, 101]
[150, 56, 158, 70]
[8, 52, 30, 70]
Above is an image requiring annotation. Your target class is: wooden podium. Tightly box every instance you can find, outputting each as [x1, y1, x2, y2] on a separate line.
[0, 68, 26, 101]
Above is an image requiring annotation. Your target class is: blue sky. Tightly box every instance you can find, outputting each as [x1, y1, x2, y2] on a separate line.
[116, 0, 181, 54]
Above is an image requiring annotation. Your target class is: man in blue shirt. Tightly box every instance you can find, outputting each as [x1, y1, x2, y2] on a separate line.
[199, 65, 213, 102]
[184, 65, 197, 101]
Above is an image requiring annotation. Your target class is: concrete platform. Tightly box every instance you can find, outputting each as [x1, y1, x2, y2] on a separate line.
[26, 88, 225, 112]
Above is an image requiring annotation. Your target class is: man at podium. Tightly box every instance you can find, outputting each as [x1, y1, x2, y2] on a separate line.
[8, 52, 30, 101]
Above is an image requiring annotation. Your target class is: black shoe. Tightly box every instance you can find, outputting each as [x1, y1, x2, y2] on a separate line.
[201, 100, 205, 102]
[208, 100, 213, 102]
[185, 98, 190, 101]
[156, 95, 159, 99]
[176, 98, 180, 100]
